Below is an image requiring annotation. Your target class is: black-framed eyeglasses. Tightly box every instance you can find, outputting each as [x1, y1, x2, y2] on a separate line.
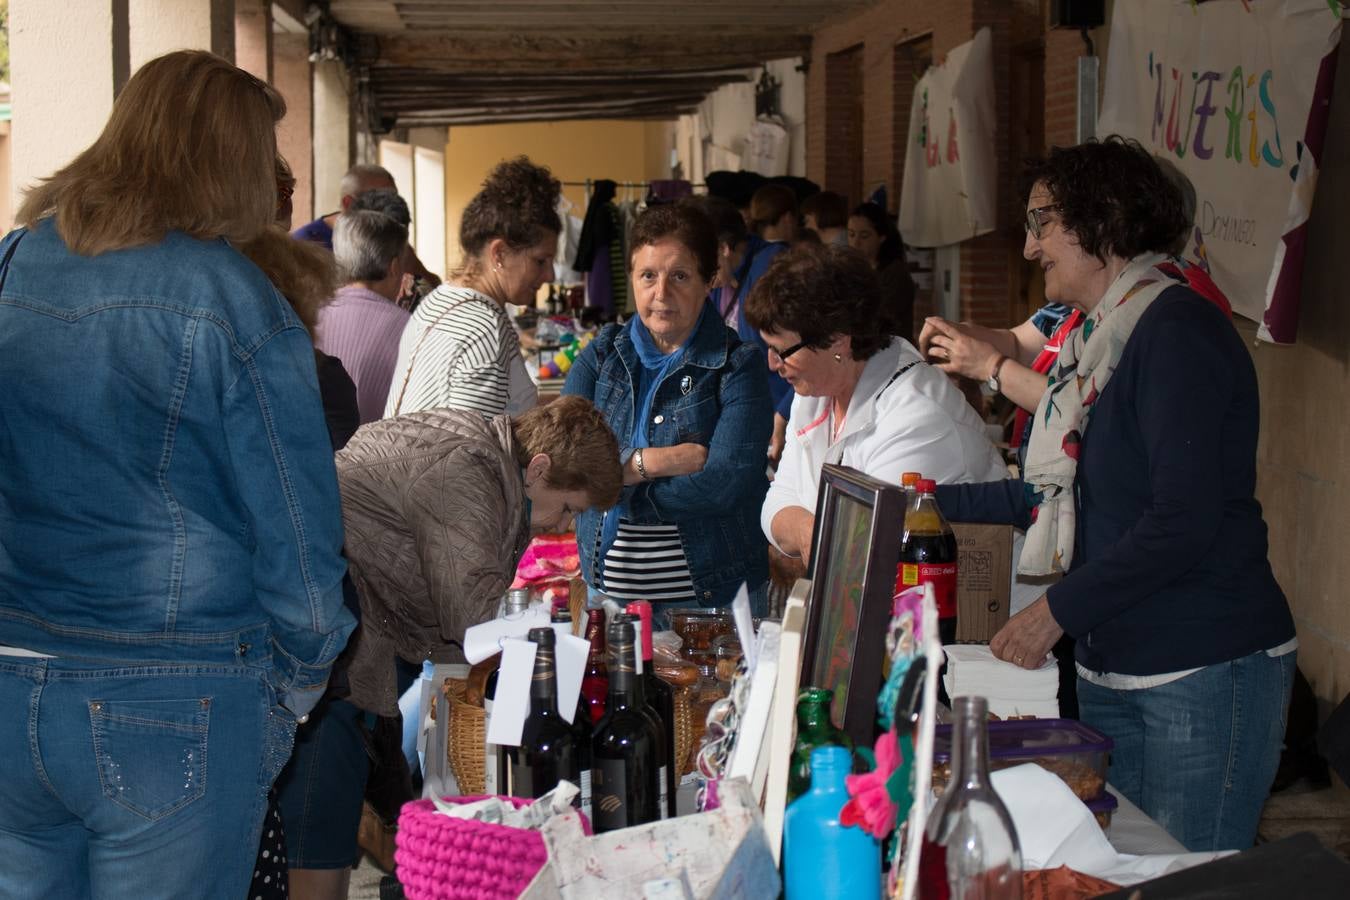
[1025, 204, 1061, 240]
[768, 339, 810, 365]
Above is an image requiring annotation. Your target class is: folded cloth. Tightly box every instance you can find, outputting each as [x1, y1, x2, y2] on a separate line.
[943, 644, 1059, 719]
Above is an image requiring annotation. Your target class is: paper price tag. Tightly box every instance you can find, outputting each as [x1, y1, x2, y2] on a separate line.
[485, 637, 536, 747]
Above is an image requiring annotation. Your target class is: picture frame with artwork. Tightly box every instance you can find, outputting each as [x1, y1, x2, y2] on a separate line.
[800, 464, 907, 747]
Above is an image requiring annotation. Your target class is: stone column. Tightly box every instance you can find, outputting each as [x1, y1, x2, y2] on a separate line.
[234, 0, 272, 83]
[9, 0, 128, 207]
[128, 0, 235, 71]
[274, 33, 314, 224]
[312, 60, 352, 216]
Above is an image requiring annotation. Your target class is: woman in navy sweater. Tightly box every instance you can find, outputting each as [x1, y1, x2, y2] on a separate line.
[937, 137, 1295, 852]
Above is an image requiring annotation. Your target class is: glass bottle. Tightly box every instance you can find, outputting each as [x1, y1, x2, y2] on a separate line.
[783, 745, 881, 899]
[628, 601, 678, 818]
[614, 612, 670, 820]
[504, 628, 577, 801]
[551, 606, 594, 818]
[581, 608, 609, 725]
[788, 687, 854, 801]
[919, 696, 1023, 900]
[897, 477, 960, 645]
[484, 587, 534, 794]
[591, 620, 660, 832]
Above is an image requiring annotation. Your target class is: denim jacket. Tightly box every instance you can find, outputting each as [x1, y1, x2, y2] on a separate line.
[563, 302, 772, 606]
[0, 221, 355, 716]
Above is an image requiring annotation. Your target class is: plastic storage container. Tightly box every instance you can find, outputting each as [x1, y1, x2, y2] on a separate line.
[931, 718, 1113, 801]
[666, 609, 733, 669]
[1085, 791, 1118, 830]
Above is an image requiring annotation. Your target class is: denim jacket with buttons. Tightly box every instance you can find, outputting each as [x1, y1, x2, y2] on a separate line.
[0, 221, 355, 716]
[563, 301, 773, 607]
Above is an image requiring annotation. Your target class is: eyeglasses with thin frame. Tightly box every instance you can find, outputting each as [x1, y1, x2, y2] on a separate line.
[1025, 204, 1061, 240]
[767, 338, 811, 366]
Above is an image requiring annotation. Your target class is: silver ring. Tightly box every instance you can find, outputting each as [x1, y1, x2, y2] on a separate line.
[1014, 655, 1024, 664]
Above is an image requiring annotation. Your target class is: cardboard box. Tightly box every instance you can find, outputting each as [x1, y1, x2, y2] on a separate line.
[950, 523, 1012, 643]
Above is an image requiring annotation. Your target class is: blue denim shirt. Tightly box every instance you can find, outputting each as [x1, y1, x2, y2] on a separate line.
[563, 302, 773, 606]
[0, 221, 355, 715]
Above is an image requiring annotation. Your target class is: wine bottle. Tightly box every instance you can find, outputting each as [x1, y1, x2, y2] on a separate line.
[581, 608, 609, 725]
[628, 601, 678, 819]
[591, 620, 660, 832]
[614, 611, 670, 820]
[504, 627, 578, 801]
[551, 605, 593, 819]
[485, 587, 534, 795]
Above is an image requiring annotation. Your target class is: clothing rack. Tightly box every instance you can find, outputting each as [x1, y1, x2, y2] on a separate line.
[562, 179, 706, 205]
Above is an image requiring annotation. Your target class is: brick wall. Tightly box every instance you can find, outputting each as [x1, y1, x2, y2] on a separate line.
[824, 44, 865, 206]
[808, 0, 1087, 330]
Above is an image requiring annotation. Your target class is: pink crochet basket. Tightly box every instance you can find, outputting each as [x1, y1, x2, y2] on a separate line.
[395, 796, 588, 900]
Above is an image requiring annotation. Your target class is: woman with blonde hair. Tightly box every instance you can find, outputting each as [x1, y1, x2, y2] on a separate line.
[0, 51, 355, 899]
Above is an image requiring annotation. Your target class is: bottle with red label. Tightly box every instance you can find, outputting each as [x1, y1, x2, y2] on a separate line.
[895, 477, 959, 645]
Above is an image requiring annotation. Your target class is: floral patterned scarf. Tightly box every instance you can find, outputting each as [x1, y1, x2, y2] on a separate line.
[1019, 253, 1182, 576]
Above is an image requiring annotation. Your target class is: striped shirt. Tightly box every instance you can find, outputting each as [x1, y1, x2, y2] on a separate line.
[385, 284, 538, 418]
[314, 285, 410, 425]
[598, 520, 695, 603]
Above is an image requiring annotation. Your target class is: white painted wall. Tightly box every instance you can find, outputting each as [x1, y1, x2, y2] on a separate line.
[129, 0, 234, 70]
[9, 0, 120, 207]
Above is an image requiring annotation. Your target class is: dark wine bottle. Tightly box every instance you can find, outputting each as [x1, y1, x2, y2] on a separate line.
[551, 606, 594, 818]
[628, 601, 678, 819]
[581, 608, 609, 725]
[614, 611, 671, 820]
[485, 587, 533, 795]
[591, 620, 660, 832]
[504, 627, 578, 801]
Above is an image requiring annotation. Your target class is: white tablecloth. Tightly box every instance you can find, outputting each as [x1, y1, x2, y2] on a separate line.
[1104, 784, 1189, 856]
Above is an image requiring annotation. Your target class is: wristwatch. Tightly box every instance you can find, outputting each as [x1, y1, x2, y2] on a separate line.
[986, 355, 1009, 393]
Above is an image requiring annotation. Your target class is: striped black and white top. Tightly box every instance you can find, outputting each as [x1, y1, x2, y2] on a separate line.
[384, 285, 538, 418]
[599, 520, 695, 603]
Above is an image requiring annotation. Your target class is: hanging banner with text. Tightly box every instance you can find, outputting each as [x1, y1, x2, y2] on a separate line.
[1098, 0, 1343, 342]
[898, 27, 997, 247]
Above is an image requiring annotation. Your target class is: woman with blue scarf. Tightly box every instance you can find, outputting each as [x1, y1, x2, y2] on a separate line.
[563, 203, 774, 619]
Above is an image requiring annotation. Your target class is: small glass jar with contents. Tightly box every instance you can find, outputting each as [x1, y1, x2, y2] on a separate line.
[711, 633, 743, 684]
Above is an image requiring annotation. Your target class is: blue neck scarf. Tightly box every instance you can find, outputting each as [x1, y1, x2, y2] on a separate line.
[598, 304, 708, 570]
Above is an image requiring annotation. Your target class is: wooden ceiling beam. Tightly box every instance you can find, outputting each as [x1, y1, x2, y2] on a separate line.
[375, 32, 809, 73]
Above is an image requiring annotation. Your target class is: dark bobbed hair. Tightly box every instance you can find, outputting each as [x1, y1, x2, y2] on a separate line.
[744, 243, 895, 361]
[627, 203, 719, 283]
[458, 156, 561, 267]
[801, 190, 849, 230]
[749, 183, 798, 232]
[680, 195, 747, 251]
[1021, 135, 1189, 263]
[849, 202, 905, 269]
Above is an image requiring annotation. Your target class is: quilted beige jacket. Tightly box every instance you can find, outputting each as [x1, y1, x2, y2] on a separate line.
[336, 408, 529, 715]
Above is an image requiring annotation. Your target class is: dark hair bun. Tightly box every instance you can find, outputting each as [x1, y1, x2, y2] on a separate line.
[460, 156, 562, 259]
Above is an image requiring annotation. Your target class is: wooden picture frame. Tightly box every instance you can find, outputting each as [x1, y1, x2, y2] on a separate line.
[800, 464, 907, 747]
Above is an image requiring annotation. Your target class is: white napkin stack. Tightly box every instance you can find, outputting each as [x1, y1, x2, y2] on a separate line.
[942, 644, 1060, 719]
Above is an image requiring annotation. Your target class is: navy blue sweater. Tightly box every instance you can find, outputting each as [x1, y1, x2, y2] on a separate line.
[938, 287, 1294, 676]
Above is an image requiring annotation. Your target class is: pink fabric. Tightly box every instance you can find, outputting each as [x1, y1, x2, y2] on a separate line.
[840, 730, 902, 838]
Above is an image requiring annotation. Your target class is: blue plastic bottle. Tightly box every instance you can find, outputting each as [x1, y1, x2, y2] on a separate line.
[783, 745, 882, 899]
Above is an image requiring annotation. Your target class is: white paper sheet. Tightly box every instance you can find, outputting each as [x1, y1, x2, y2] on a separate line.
[464, 608, 553, 664]
[550, 624, 589, 726]
[486, 637, 536, 747]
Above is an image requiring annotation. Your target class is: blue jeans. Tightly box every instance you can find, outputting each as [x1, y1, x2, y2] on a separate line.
[1077, 649, 1294, 852]
[0, 657, 295, 899]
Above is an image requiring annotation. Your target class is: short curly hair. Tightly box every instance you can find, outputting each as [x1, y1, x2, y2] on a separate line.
[628, 203, 719, 283]
[512, 395, 623, 510]
[744, 243, 894, 361]
[1022, 135, 1189, 263]
[459, 156, 561, 263]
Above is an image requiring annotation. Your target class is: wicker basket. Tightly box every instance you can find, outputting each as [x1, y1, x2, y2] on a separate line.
[442, 678, 486, 796]
[672, 683, 697, 776]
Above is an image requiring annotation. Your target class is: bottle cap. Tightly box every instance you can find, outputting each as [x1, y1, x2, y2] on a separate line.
[901, 471, 921, 487]
[505, 587, 532, 614]
[916, 478, 937, 493]
[809, 745, 850, 772]
[527, 627, 555, 648]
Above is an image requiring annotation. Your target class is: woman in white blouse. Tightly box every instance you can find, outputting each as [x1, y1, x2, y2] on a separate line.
[386, 157, 556, 418]
[744, 243, 1007, 565]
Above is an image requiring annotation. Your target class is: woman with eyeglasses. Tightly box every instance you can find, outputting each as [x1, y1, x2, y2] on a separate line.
[563, 203, 774, 619]
[745, 242, 1007, 569]
[934, 137, 1294, 853]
